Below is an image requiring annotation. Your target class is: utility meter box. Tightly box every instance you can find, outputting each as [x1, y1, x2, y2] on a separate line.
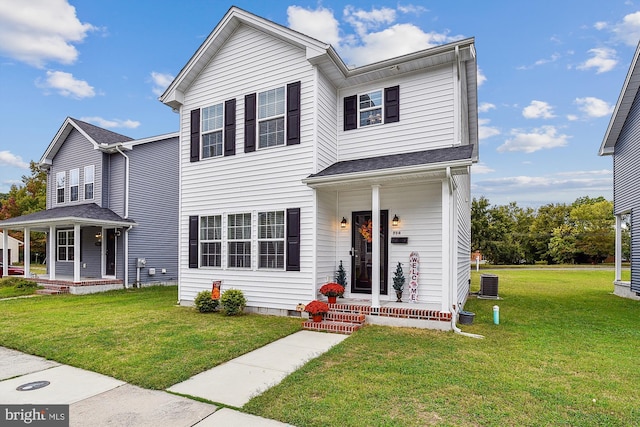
[137, 258, 147, 268]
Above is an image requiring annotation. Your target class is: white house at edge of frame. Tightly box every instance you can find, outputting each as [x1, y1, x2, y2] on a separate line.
[160, 6, 479, 329]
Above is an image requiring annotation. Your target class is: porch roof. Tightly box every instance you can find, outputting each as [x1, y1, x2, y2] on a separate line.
[0, 203, 136, 230]
[303, 145, 473, 188]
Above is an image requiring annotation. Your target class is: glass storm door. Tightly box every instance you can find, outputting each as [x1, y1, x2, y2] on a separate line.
[351, 210, 388, 294]
[105, 229, 116, 276]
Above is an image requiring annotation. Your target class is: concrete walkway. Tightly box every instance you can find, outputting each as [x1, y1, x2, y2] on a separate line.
[0, 330, 348, 426]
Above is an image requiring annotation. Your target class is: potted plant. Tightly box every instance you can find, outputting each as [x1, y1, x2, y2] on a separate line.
[335, 260, 347, 297]
[305, 300, 329, 322]
[319, 282, 345, 304]
[392, 262, 405, 302]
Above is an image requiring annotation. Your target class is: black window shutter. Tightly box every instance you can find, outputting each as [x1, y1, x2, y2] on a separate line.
[384, 85, 400, 123]
[244, 93, 256, 153]
[188, 216, 198, 268]
[224, 98, 236, 156]
[190, 109, 200, 162]
[286, 81, 301, 145]
[286, 208, 300, 271]
[343, 95, 357, 131]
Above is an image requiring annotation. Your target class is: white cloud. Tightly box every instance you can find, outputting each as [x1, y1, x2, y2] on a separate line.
[478, 102, 496, 113]
[522, 100, 555, 119]
[479, 118, 500, 141]
[518, 53, 561, 70]
[472, 162, 495, 174]
[0, 0, 95, 67]
[36, 70, 95, 99]
[594, 21, 608, 30]
[287, 5, 341, 46]
[150, 71, 174, 96]
[397, 4, 428, 15]
[80, 117, 140, 129]
[0, 151, 29, 169]
[577, 47, 617, 74]
[477, 67, 487, 87]
[611, 11, 640, 46]
[566, 114, 579, 121]
[497, 126, 570, 153]
[574, 97, 614, 118]
[343, 6, 397, 37]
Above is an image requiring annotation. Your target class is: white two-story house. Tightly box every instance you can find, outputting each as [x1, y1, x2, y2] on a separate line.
[160, 7, 478, 329]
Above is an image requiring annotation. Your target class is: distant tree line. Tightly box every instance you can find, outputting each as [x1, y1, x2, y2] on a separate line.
[0, 162, 47, 263]
[471, 196, 627, 265]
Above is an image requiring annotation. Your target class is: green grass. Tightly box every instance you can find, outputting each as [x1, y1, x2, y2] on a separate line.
[0, 286, 301, 389]
[245, 269, 640, 426]
[0, 277, 40, 298]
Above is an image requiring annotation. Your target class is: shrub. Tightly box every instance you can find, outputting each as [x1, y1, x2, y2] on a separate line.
[194, 290, 220, 313]
[0, 277, 37, 290]
[220, 289, 246, 316]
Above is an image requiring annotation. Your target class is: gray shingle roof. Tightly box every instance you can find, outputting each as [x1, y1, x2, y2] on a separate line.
[308, 145, 473, 178]
[71, 118, 134, 144]
[0, 203, 136, 227]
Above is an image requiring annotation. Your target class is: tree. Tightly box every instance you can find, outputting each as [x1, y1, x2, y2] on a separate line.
[529, 203, 571, 264]
[570, 199, 614, 263]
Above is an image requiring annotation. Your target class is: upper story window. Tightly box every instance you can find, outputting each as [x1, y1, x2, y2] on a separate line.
[344, 85, 400, 131]
[228, 213, 251, 268]
[200, 215, 222, 267]
[69, 169, 79, 202]
[258, 211, 285, 269]
[202, 103, 224, 159]
[84, 165, 94, 200]
[359, 90, 383, 127]
[258, 87, 285, 148]
[56, 171, 65, 204]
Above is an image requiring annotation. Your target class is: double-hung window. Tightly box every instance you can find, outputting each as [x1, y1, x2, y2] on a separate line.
[258, 87, 285, 148]
[228, 213, 251, 268]
[200, 215, 221, 267]
[56, 171, 65, 204]
[57, 229, 74, 261]
[69, 169, 79, 202]
[359, 90, 383, 127]
[84, 165, 94, 200]
[258, 211, 284, 269]
[202, 103, 224, 158]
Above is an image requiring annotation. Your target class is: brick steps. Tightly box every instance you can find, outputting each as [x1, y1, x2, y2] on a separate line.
[302, 306, 366, 335]
[36, 284, 70, 295]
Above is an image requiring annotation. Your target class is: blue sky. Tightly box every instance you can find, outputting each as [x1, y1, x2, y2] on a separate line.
[1, 0, 638, 207]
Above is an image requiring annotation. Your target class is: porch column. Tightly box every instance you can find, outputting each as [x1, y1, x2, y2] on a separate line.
[73, 224, 81, 282]
[441, 179, 452, 312]
[2, 229, 7, 277]
[371, 185, 381, 308]
[49, 225, 56, 280]
[23, 227, 30, 278]
[615, 214, 622, 282]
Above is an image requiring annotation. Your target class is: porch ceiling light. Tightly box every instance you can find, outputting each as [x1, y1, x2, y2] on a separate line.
[392, 214, 400, 227]
[340, 217, 347, 228]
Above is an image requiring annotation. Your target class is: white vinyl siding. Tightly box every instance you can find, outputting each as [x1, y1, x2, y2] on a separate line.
[338, 65, 455, 161]
[454, 173, 471, 307]
[315, 70, 338, 171]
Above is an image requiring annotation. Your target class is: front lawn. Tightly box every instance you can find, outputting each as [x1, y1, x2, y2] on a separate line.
[0, 277, 40, 298]
[245, 269, 640, 426]
[0, 286, 301, 389]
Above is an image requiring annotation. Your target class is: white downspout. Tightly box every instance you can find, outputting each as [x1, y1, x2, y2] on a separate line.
[447, 167, 483, 339]
[116, 146, 131, 288]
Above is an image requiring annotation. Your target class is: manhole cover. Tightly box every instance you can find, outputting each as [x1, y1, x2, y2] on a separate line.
[16, 380, 50, 391]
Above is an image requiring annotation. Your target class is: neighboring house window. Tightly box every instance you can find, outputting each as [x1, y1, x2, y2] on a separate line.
[202, 103, 223, 158]
[200, 215, 221, 267]
[57, 229, 74, 261]
[343, 85, 400, 131]
[258, 86, 285, 148]
[56, 172, 65, 204]
[258, 211, 284, 269]
[359, 90, 383, 126]
[69, 169, 79, 202]
[228, 213, 251, 268]
[84, 165, 94, 200]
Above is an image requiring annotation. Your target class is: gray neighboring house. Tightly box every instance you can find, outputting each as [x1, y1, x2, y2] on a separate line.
[0, 117, 179, 293]
[599, 42, 640, 300]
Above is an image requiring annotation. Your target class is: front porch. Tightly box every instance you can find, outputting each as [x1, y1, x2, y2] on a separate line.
[33, 276, 124, 295]
[302, 298, 454, 334]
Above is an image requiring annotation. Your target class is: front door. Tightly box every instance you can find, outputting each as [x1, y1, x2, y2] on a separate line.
[105, 229, 116, 276]
[351, 211, 388, 294]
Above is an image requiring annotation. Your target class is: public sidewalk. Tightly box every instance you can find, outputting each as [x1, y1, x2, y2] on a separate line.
[0, 330, 348, 426]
